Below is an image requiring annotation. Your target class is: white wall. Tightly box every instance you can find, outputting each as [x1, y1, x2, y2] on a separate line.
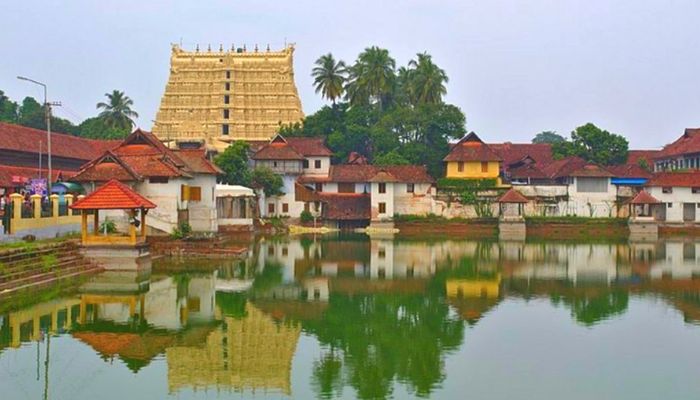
[647, 186, 700, 223]
[303, 156, 331, 177]
[370, 182, 395, 221]
[566, 177, 617, 217]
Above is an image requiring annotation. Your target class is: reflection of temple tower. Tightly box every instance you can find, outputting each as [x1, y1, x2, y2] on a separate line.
[153, 44, 304, 152]
[166, 303, 301, 395]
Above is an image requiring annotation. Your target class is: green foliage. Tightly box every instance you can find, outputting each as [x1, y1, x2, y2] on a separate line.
[78, 117, 129, 139]
[373, 150, 409, 166]
[215, 141, 252, 186]
[0, 90, 18, 122]
[345, 46, 397, 110]
[437, 178, 497, 191]
[170, 221, 193, 239]
[96, 90, 139, 130]
[300, 210, 314, 223]
[41, 254, 58, 271]
[637, 157, 651, 172]
[532, 130, 565, 144]
[251, 166, 284, 197]
[552, 123, 629, 165]
[99, 219, 117, 234]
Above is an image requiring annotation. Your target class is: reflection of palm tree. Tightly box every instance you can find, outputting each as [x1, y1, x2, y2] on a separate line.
[568, 290, 629, 325]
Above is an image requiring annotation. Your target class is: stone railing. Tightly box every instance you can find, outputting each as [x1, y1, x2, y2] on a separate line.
[7, 193, 85, 237]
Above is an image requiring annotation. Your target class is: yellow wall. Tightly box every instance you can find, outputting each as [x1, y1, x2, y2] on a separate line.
[446, 161, 501, 179]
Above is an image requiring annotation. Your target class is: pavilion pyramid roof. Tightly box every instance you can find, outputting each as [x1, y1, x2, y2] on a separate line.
[71, 179, 156, 210]
[629, 190, 661, 205]
[498, 188, 529, 203]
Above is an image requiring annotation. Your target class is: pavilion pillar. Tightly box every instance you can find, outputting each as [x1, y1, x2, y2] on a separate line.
[129, 210, 137, 244]
[81, 211, 88, 244]
[10, 193, 22, 220]
[93, 210, 100, 235]
[141, 209, 147, 237]
[65, 194, 74, 216]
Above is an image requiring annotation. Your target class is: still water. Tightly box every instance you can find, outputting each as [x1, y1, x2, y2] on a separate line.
[2, 235, 700, 399]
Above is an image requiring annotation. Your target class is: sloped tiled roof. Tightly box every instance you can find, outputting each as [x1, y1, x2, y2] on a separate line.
[646, 171, 700, 188]
[508, 163, 549, 179]
[70, 179, 156, 210]
[655, 128, 700, 159]
[606, 164, 652, 179]
[444, 133, 502, 162]
[252, 135, 332, 160]
[628, 150, 661, 165]
[327, 165, 434, 183]
[286, 137, 333, 156]
[490, 143, 554, 166]
[498, 188, 529, 203]
[175, 149, 222, 174]
[542, 156, 587, 179]
[630, 190, 661, 205]
[0, 122, 118, 161]
[568, 164, 614, 178]
[0, 165, 66, 187]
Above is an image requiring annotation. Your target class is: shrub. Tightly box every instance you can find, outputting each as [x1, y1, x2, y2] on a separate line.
[300, 210, 314, 223]
[171, 221, 193, 239]
[99, 219, 117, 234]
[437, 178, 498, 192]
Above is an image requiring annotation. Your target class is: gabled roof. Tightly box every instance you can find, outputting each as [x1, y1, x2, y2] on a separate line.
[630, 190, 661, 205]
[444, 133, 502, 162]
[318, 165, 434, 184]
[70, 179, 156, 210]
[368, 170, 399, 183]
[0, 122, 118, 162]
[646, 171, 700, 188]
[508, 163, 549, 180]
[252, 134, 332, 160]
[542, 156, 588, 179]
[655, 128, 700, 159]
[627, 150, 661, 165]
[498, 188, 529, 203]
[568, 164, 614, 178]
[489, 143, 554, 167]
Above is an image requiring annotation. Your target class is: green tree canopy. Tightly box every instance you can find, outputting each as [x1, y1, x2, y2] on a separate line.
[96, 90, 139, 130]
[552, 123, 629, 165]
[0, 90, 18, 123]
[251, 166, 284, 197]
[345, 46, 396, 110]
[214, 140, 252, 186]
[532, 130, 565, 144]
[78, 117, 130, 139]
[312, 53, 347, 105]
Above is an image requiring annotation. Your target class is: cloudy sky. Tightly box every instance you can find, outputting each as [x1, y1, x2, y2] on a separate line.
[2, 0, 699, 149]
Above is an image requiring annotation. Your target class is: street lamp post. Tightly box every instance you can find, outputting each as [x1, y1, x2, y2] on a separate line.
[17, 76, 52, 193]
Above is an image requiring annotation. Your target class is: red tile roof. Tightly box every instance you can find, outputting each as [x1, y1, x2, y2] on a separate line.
[542, 156, 588, 179]
[70, 179, 156, 210]
[444, 133, 502, 162]
[627, 150, 661, 165]
[655, 128, 700, 159]
[508, 163, 549, 179]
[646, 171, 700, 188]
[498, 188, 529, 203]
[489, 143, 554, 166]
[319, 165, 434, 184]
[319, 193, 371, 220]
[252, 135, 332, 160]
[174, 149, 222, 174]
[630, 190, 661, 205]
[0, 122, 118, 161]
[606, 164, 653, 179]
[347, 152, 368, 165]
[0, 165, 66, 187]
[568, 164, 614, 178]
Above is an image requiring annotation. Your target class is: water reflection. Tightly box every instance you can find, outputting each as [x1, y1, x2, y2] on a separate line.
[1, 236, 700, 399]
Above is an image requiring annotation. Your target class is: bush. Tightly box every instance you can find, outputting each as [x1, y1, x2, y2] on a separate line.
[437, 178, 498, 192]
[300, 210, 314, 223]
[99, 219, 117, 234]
[171, 221, 193, 239]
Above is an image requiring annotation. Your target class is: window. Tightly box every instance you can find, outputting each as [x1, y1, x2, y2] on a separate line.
[407, 183, 414, 193]
[338, 183, 355, 193]
[314, 159, 322, 169]
[315, 183, 323, 192]
[268, 246, 274, 255]
[189, 186, 202, 201]
[378, 183, 386, 194]
[303, 159, 309, 168]
[268, 203, 275, 214]
[225, 82, 230, 91]
[224, 95, 230, 104]
[149, 177, 168, 184]
[576, 177, 608, 193]
[282, 203, 289, 213]
[668, 202, 673, 208]
[378, 202, 386, 214]
[693, 187, 700, 194]
[481, 162, 488, 173]
[282, 247, 288, 256]
[273, 161, 278, 167]
[663, 187, 673, 194]
[223, 109, 229, 119]
[458, 162, 464, 172]
[225, 70, 231, 79]
[222, 124, 229, 135]
[378, 248, 386, 259]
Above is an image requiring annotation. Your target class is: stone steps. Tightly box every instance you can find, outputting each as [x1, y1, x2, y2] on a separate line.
[0, 266, 102, 298]
[0, 255, 89, 283]
[0, 263, 101, 293]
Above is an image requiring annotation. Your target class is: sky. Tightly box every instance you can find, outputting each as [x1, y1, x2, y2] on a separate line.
[2, 0, 699, 149]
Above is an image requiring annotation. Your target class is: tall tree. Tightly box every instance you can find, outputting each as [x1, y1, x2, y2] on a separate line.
[0, 90, 18, 122]
[96, 90, 139, 130]
[552, 123, 629, 165]
[345, 46, 396, 110]
[312, 53, 347, 105]
[214, 141, 252, 186]
[405, 52, 448, 105]
[532, 130, 565, 144]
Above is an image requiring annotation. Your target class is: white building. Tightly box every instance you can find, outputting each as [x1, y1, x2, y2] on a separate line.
[645, 171, 700, 223]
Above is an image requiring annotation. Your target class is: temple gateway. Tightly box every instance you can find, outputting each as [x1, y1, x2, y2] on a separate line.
[152, 44, 304, 153]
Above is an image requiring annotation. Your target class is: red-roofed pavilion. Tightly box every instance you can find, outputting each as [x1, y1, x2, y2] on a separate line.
[70, 179, 156, 246]
[628, 190, 661, 221]
[498, 188, 528, 220]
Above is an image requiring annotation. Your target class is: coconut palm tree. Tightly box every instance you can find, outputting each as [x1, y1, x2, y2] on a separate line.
[312, 53, 347, 105]
[345, 46, 396, 110]
[407, 52, 448, 105]
[96, 90, 139, 130]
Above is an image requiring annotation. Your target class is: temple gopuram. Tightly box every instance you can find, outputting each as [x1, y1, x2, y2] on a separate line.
[153, 44, 304, 153]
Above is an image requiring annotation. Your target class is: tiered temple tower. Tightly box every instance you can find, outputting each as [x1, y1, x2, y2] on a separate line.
[153, 44, 304, 153]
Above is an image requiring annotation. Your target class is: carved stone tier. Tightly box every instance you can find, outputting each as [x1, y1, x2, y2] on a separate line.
[153, 44, 304, 152]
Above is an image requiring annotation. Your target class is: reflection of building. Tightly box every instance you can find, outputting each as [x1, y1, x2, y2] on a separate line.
[446, 273, 502, 324]
[166, 303, 301, 395]
[153, 44, 304, 152]
[1, 298, 80, 349]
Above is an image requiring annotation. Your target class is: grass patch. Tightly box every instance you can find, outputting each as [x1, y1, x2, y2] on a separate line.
[525, 216, 627, 225]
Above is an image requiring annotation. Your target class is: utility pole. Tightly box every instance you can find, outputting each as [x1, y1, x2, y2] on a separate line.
[17, 76, 60, 194]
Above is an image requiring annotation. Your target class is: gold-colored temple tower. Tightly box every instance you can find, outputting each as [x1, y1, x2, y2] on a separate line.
[153, 43, 304, 153]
